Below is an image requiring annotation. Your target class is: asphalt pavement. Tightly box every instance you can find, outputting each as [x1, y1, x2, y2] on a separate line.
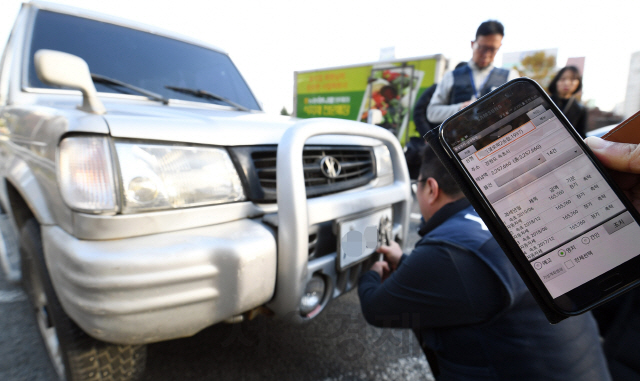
[0, 272, 58, 380]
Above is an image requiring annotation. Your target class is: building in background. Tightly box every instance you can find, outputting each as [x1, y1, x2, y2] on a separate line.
[624, 51, 640, 118]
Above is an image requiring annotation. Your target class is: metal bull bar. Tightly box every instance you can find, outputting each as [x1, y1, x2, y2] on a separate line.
[267, 118, 411, 317]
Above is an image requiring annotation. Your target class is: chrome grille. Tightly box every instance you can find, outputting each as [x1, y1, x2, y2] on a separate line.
[251, 146, 375, 200]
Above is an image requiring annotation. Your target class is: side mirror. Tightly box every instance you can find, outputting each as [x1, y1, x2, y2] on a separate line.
[34, 49, 105, 114]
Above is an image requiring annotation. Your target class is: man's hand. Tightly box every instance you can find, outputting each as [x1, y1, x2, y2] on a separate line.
[585, 137, 640, 212]
[377, 240, 403, 271]
[370, 261, 390, 282]
[459, 100, 473, 110]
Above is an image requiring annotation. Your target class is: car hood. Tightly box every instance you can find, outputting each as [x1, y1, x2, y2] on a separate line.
[102, 103, 381, 147]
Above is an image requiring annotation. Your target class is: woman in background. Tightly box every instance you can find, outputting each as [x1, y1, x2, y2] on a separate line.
[548, 66, 588, 138]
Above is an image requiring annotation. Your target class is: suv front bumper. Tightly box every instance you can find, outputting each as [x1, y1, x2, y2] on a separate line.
[42, 218, 277, 344]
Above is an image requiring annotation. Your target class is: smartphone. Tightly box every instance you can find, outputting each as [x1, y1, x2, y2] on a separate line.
[438, 78, 640, 316]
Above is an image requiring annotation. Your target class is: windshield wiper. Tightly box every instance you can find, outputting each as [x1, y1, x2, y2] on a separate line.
[91, 74, 169, 104]
[164, 86, 249, 112]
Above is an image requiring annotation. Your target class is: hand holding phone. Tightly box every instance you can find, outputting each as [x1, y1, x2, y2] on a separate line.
[437, 78, 640, 319]
[585, 137, 640, 212]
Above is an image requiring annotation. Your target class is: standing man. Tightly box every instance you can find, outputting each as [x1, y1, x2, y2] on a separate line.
[358, 144, 611, 380]
[427, 20, 519, 125]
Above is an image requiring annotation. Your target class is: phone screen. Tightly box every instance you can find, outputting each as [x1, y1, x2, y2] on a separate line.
[442, 81, 640, 301]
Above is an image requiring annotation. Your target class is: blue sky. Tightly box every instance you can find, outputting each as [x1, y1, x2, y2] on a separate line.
[1, 0, 638, 115]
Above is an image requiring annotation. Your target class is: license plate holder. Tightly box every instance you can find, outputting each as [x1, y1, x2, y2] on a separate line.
[336, 207, 393, 270]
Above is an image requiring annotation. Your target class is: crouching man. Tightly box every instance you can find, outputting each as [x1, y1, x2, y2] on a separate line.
[358, 144, 610, 381]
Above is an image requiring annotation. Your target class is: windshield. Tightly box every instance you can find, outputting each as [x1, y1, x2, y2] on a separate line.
[27, 10, 261, 110]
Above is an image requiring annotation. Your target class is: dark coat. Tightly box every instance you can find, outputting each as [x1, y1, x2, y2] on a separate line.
[551, 94, 588, 138]
[359, 199, 611, 381]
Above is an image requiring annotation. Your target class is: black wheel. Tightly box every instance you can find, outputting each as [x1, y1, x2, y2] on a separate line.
[20, 218, 147, 381]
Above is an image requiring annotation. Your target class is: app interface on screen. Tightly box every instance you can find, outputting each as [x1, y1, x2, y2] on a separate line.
[453, 96, 640, 298]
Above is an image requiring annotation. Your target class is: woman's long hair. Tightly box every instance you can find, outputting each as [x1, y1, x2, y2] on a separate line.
[548, 66, 582, 97]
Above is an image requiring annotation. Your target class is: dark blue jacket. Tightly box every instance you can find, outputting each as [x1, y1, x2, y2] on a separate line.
[359, 199, 610, 381]
[450, 65, 509, 104]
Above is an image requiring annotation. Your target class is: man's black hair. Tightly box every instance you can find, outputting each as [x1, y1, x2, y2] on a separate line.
[476, 20, 504, 39]
[419, 144, 462, 196]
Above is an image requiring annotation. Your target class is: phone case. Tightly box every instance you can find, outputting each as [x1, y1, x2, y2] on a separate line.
[423, 127, 568, 324]
[602, 109, 640, 144]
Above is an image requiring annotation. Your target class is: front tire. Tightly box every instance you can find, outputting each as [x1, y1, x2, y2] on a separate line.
[20, 219, 147, 381]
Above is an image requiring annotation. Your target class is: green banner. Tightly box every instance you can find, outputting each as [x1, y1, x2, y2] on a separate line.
[296, 91, 364, 120]
[295, 57, 440, 144]
[296, 66, 371, 120]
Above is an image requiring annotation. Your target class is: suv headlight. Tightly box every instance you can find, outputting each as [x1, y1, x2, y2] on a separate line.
[115, 142, 244, 213]
[58, 136, 245, 214]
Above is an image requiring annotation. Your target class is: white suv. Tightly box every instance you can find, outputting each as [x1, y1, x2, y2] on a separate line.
[0, 2, 411, 380]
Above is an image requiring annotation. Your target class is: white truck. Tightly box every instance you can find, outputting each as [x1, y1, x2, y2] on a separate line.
[0, 2, 411, 380]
